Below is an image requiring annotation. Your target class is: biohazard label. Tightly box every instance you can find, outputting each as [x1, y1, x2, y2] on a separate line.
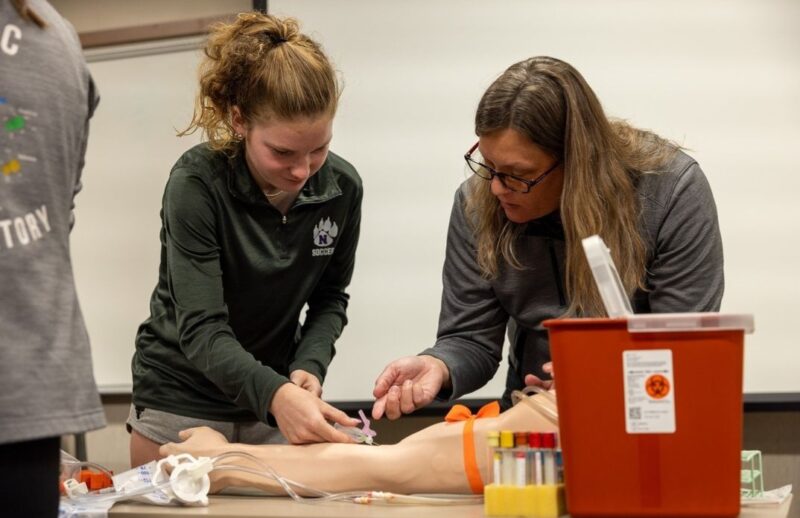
[623, 349, 676, 434]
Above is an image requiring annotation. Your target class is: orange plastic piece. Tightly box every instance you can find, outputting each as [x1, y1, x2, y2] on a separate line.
[78, 469, 114, 490]
[544, 318, 744, 517]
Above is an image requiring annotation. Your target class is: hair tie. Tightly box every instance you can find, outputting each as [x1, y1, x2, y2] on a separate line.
[263, 32, 287, 46]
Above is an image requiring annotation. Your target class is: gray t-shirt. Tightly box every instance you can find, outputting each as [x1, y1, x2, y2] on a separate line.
[0, 0, 105, 443]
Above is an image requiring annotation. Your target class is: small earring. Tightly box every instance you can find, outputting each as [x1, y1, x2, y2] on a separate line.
[235, 133, 243, 140]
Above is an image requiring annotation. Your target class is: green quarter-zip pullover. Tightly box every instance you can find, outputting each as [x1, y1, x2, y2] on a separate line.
[132, 143, 362, 422]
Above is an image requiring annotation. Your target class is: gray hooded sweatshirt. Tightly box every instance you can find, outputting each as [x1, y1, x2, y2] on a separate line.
[421, 150, 723, 408]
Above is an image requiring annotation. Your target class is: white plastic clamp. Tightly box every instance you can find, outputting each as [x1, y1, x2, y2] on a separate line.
[153, 454, 213, 506]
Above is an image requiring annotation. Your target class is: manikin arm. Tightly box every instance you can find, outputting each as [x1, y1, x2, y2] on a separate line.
[159, 393, 558, 495]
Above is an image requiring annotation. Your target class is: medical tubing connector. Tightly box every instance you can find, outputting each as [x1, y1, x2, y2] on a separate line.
[63, 459, 116, 480]
[65, 454, 215, 507]
[154, 454, 214, 505]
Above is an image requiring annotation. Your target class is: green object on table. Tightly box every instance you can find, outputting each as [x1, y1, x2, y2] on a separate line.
[741, 450, 764, 498]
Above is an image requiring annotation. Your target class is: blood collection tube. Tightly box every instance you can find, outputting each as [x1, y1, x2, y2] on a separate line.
[499, 430, 514, 484]
[542, 432, 557, 484]
[528, 431, 543, 485]
[554, 432, 564, 483]
[514, 432, 528, 486]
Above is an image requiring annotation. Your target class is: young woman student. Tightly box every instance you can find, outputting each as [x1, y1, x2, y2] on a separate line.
[373, 56, 723, 419]
[129, 13, 364, 465]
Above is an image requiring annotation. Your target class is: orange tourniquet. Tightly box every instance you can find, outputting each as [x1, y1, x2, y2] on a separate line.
[445, 401, 501, 494]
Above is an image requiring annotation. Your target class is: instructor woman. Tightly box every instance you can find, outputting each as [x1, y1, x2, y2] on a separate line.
[373, 56, 723, 419]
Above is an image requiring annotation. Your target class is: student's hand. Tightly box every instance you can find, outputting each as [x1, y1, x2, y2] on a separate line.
[524, 361, 555, 390]
[290, 369, 322, 397]
[159, 426, 230, 459]
[270, 382, 359, 444]
[371, 355, 450, 420]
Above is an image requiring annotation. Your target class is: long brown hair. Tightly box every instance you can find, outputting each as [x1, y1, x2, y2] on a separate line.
[181, 12, 338, 152]
[10, 0, 47, 28]
[467, 56, 679, 317]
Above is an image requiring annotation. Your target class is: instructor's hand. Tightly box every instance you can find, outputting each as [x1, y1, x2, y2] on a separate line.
[524, 361, 555, 390]
[270, 383, 359, 444]
[372, 355, 450, 420]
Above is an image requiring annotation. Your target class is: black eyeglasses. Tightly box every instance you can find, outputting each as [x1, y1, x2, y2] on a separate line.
[464, 141, 560, 193]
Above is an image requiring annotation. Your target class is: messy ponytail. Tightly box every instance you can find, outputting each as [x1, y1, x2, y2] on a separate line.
[181, 12, 339, 153]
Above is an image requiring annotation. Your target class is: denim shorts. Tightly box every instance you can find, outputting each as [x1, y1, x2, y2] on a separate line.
[126, 405, 286, 446]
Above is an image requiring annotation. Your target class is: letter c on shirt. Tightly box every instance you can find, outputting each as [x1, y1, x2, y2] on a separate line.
[1, 24, 22, 56]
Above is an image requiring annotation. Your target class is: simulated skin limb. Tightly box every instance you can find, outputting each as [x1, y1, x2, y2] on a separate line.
[160, 394, 557, 495]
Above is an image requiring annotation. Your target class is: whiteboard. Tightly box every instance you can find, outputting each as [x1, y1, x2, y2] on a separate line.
[74, 39, 203, 393]
[72, 0, 800, 400]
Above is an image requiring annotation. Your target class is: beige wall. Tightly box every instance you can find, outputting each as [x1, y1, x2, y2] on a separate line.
[50, 0, 252, 32]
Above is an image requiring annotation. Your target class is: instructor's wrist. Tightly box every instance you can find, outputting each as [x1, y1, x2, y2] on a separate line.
[423, 355, 451, 390]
